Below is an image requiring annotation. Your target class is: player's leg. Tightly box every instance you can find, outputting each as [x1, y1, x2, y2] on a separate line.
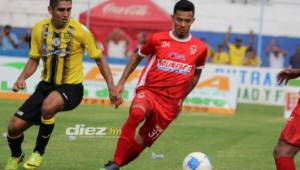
[106, 111, 172, 169]
[113, 104, 148, 165]
[273, 102, 300, 170]
[103, 92, 152, 170]
[33, 91, 64, 155]
[273, 140, 299, 170]
[23, 91, 64, 169]
[24, 83, 83, 169]
[5, 82, 46, 170]
[5, 117, 32, 170]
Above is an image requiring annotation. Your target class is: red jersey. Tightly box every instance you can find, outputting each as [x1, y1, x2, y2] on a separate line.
[136, 31, 207, 101]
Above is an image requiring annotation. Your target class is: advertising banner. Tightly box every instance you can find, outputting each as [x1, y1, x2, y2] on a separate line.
[208, 64, 284, 105]
[0, 56, 239, 115]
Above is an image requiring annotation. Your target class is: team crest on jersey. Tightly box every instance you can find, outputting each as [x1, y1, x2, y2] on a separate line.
[52, 38, 61, 47]
[161, 41, 170, 48]
[64, 33, 71, 42]
[157, 59, 192, 75]
[190, 45, 197, 55]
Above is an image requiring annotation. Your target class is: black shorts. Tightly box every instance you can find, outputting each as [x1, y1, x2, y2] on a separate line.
[14, 81, 83, 124]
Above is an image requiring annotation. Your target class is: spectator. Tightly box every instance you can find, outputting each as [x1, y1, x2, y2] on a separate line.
[106, 28, 129, 58]
[200, 38, 214, 62]
[212, 44, 229, 65]
[0, 25, 19, 50]
[244, 47, 261, 67]
[266, 38, 287, 69]
[128, 32, 147, 58]
[135, 32, 146, 51]
[290, 44, 300, 68]
[21, 28, 32, 48]
[224, 26, 254, 66]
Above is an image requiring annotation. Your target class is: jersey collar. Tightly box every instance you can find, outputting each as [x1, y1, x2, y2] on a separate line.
[169, 31, 192, 42]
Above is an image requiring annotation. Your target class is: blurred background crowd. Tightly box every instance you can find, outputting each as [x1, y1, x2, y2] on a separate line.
[0, 0, 299, 68]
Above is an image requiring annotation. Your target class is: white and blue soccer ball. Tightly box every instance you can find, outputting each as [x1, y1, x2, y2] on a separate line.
[182, 152, 212, 170]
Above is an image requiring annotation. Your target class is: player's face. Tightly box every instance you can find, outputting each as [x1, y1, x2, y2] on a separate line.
[172, 10, 194, 39]
[49, 1, 72, 29]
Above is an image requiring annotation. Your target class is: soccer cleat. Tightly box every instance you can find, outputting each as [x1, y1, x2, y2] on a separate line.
[23, 152, 44, 170]
[4, 152, 25, 170]
[101, 161, 120, 170]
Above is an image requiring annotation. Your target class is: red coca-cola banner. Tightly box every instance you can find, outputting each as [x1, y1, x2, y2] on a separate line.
[79, 0, 172, 56]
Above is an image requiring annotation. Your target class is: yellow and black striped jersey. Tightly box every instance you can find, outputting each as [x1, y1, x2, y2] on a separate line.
[29, 18, 102, 84]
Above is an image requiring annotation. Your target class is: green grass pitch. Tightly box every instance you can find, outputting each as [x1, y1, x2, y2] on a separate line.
[0, 99, 299, 170]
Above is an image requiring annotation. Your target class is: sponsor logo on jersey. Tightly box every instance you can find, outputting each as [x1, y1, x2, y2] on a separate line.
[168, 52, 186, 61]
[43, 49, 70, 57]
[157, 59, 192, 75]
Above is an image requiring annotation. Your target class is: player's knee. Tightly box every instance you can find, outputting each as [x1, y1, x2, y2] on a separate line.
[136, 134, 147, 147]
[273, 142, 297, 158]
[273, 146, 281, 158]
[130, 105, 146, 120]
[41, 103, 60, 118]
[7, 119, 23, 136]
[41, 106, 55, 119]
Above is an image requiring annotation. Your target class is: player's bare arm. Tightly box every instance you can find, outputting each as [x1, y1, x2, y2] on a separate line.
[13, 58, 39, 92]
[114, 53, 144, 108]
[94, 57, 118, 105]
[185, 69, 202, 98]
[116, 53, 144, 93]
[277, 69, 300, 85]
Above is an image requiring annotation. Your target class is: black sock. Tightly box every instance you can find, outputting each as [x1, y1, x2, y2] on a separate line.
[33, 120, 55, 155]
[7, 134, 24, 157]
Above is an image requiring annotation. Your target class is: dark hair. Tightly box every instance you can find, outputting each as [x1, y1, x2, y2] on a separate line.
[49, 0, 72, 8]
[4, 25, 12, 30]
[173, 0, 195, 16]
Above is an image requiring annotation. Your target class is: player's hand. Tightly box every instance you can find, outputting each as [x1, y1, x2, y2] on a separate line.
[277, 69, 300, 85]
[12, 78, 26, 92]
[114, 84, 124, 108]
[114, 95, 123, 109]
[108, 86, 118, 104]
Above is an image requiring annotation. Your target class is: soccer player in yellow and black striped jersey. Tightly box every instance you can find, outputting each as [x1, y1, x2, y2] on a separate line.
[4, 0, 119, 169]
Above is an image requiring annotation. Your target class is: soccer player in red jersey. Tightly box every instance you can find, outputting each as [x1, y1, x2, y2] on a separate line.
[274, 69, 300, 170]
[101, 0, 207, 169]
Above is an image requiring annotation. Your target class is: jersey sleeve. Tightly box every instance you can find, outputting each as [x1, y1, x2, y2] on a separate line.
[138, 34, 155, 58]
[196, 47, 208, 69]
[80, 24, 102, 59]
[29, 24, 42, 58]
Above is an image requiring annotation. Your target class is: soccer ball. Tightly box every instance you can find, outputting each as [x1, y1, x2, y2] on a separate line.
[182, 152, 212, 170]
